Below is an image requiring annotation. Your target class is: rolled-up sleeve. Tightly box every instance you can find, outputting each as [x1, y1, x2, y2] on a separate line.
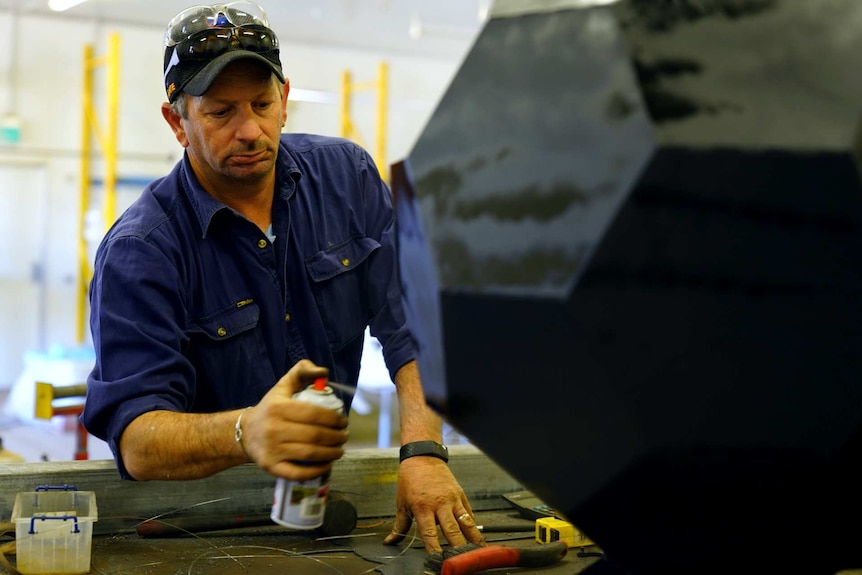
[83, 233, 194, 479]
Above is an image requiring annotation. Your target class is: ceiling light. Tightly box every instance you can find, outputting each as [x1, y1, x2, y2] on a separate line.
[48, 0, 88, 12]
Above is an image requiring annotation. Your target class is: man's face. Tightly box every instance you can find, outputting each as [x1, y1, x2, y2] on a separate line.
[173, 60, 287, 191]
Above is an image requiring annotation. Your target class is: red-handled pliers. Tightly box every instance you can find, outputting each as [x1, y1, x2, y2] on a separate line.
[428, 541, 568, 575]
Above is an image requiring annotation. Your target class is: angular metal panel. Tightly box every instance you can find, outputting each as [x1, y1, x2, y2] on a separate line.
[395, 1, 862, 573]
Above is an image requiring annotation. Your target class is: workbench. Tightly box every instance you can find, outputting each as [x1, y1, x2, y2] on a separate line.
[82, 508, 600, 574]
[0, 446, 601, 574]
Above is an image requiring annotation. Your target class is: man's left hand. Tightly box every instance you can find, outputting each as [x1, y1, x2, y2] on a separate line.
[382, 456, 486, 553]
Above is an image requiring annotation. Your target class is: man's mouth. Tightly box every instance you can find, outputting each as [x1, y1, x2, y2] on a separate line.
[230, 150, 268, 165]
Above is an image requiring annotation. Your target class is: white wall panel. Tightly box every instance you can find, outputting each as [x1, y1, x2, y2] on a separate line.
[0, 8, 471, 391]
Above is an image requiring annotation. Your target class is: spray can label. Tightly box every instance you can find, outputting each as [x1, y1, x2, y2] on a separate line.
[271, 378, 345, 530]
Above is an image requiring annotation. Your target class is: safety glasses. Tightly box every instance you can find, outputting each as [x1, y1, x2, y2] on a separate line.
[174, 24, 278, 61]
[165, 2, 272, 47]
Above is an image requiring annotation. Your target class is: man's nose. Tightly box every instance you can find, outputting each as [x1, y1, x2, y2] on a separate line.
[235, 107, 263, 140]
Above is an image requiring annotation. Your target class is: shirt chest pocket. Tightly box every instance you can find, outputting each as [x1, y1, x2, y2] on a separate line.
[187, 302, 273, 409]
[190, 301, 260, 340]
[306, 236, 380, 351]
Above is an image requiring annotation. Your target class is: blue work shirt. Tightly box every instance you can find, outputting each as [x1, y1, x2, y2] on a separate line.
[82, 133, 416, 479]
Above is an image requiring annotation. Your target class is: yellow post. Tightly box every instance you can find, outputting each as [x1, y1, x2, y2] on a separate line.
[340, 69, 352, 140]
[76, 43, 94, 344]
[340, 63, 388, 183]
[375, 62, 388, 181]
[103, 32, 120, 229]
[76, 33, 121, 344]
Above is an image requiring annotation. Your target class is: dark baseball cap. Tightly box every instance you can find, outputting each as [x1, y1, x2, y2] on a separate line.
[163, 2, 285, 103]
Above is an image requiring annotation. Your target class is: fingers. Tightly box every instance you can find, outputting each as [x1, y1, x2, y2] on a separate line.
[414, 509, 446, 554]
[254, 428, 348, 475]
[437, 506, 485, 551]
[458, 498, 485, 546]
[244, 359, 349, 474]
[282, 399, 349, 429]
[383, 505, 487, 553]
[455, 508, 485, 547]
[385, 462, 487, 554]
[268, 459, 336, 482]
[272, 358, 329, 396]
[382, 507, 413, 546]
[436, 509, 469, 550]
[243, 407, 348, 460]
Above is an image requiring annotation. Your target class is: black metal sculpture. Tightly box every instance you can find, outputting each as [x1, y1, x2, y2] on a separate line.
[393, 1, 862, 573]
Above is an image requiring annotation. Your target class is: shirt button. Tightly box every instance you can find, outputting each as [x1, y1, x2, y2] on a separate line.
[217, 327, 227, 337]
[341, 258, 350, 267]
[285, 313, 291, 322]
[257, 239, 268, 248]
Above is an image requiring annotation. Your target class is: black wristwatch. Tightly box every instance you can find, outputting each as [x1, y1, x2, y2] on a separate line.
[399, 440, 449, 463]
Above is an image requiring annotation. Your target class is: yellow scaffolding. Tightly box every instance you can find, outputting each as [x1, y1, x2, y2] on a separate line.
[77, 33, 120, 343]
[340, 62, 388, 183]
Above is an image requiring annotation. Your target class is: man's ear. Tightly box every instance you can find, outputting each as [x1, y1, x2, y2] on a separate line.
[161, 102, 189, 147]
[281, 78, 290, 128]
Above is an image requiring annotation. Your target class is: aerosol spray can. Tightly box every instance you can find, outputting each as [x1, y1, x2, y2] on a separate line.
[271, 377, 345, 530]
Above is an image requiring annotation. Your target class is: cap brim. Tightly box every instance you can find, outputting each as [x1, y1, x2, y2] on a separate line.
[182, 51, 285, 97]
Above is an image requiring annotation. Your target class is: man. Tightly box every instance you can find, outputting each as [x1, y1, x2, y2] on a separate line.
[81, 2, 484, 554]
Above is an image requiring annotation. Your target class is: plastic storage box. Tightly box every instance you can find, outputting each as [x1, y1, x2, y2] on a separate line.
[11, 486, 98, 574]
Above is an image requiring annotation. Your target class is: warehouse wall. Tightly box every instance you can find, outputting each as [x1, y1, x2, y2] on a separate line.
[0, 9, 475, 387]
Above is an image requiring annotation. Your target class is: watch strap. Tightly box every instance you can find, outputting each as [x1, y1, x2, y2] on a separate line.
[399, 440, 449, 463]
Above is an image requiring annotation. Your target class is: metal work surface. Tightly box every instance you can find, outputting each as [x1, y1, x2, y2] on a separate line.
[1, 447, 552, 573]
[80, 509, 600, 575]
[0, 446, 519, 536]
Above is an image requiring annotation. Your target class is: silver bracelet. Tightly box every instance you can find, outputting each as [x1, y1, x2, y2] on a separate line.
[234, 407, 252, 447]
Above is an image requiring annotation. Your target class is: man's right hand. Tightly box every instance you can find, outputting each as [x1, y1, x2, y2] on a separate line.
[239, 359, 350, 480]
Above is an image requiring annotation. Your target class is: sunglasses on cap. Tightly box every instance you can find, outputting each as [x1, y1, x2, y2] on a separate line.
[165, 2, 278, 60]
[172, 24, 278, 62]
[162, 1, 283, 101]
[165, 2, 271, 47]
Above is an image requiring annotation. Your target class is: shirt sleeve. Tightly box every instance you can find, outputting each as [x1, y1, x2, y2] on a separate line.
[82, 233, 195, 479]
[354, 145, 418, 377]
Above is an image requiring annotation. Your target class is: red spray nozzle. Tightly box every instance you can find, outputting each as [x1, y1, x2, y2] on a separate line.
[312, 377, 328, 391]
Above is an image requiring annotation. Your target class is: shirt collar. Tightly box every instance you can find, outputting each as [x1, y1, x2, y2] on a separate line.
[180, 138, 302, 239]
[276, 137, 302, 202]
